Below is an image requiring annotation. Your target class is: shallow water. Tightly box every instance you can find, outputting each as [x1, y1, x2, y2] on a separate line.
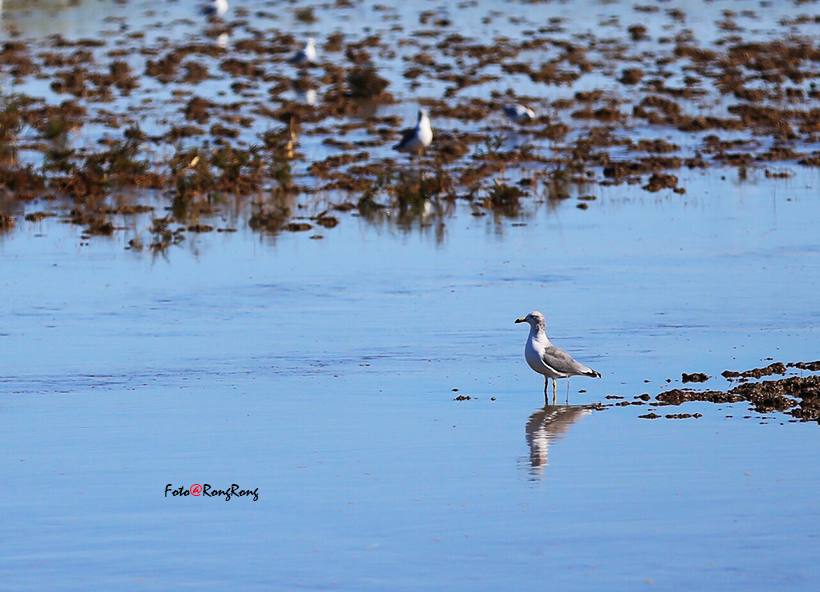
[3, 164, 820, 590]
[2, 0, 820, 590]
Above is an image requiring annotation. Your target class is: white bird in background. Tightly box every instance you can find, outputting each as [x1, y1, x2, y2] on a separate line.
[515, 311, 601, 402]
[201, 0, 229, 17]
[289, 38, 317, 67]
[393, 109, 433, 155]
[503, 103, 536, 124]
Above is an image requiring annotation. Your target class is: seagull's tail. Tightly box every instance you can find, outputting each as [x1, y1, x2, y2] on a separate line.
[585, 369, 602, 379]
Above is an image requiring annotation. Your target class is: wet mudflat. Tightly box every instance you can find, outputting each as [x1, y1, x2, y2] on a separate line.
[2, 0, 820, 590]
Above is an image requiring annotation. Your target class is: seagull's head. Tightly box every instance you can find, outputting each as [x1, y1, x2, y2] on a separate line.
[515, 311, 546, 327]
[307, 38, 316, 48]
[418, 108, 429, 121]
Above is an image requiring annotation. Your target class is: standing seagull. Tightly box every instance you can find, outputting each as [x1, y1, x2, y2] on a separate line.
[515, 311, 601, 403]
[201, 0, 229, 17]
[393, 109, 433, 155]
[289, 38, 317, 67]
[503, 103, 536, 124]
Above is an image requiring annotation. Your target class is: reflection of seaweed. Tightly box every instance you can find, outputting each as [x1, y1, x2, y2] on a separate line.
[354, 164, 455, 242]
[357, 170, 393, 214]
[248, 192, 297, 235]
[0, 93, 25, 163]
[485, 179, 525, 211]
[249, 206, 290, 232]
[545, 165, 570, 201]
[148, 216, 185, 252]
[0, 213, 15, 232]
[261, 126, 296, 191]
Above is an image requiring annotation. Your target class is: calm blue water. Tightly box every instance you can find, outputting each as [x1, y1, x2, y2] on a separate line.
[2, 166, 820, 590]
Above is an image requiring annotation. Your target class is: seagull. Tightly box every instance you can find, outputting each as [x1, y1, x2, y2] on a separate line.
[515, 311, 601, 402]
[393, 109, 433, 155]
[201, 0, 229, 17]
[503, 103, 536, 124]
[288, 38, 317, 67]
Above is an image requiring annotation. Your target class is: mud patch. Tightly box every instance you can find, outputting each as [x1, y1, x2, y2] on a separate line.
[656, 363, 820, 422]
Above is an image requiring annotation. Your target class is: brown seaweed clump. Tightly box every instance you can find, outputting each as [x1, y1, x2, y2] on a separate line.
[0, 212, 15, 230]
[657, 371, 820, 422]
[722, 362, 787, 380]
[345, 64, 391, 99]
[249, 206, 290, 233]
[484, 180, 525, 212]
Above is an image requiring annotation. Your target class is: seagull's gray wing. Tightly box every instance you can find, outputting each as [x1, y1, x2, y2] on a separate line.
[541, 345, 592, 376]
[394, 127, 416, 150]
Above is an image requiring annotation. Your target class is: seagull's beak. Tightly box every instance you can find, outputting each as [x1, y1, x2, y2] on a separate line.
[515, 317, 526, 324]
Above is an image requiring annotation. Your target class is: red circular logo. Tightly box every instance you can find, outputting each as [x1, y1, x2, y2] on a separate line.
[191, 484, 202, 496]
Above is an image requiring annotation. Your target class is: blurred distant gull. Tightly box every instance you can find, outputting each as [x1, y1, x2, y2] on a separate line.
[503, 103, 535, 124]
[289, 38, 317, 66]
[300, 88, 317, 106]
[516, 311, 601, 401]
[393, 109, 433, 155]
[201, 0, 228, 17]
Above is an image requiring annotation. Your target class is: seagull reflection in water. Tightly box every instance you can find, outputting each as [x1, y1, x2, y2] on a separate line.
[525, 404, 594, 478]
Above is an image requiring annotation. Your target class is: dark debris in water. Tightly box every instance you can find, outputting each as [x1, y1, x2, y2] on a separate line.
[681, 372, 709, 383]
[0, 212, 14, 230]
[722, 362, 787, 380]
[656, 363, 820, 423]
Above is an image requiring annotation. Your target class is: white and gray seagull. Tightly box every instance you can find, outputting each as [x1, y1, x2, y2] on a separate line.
[503, 103, 536, 124]
[201, 0, 229, 17]
[515, 311, 601, 402]
[288, 38, 317, 67]
[393, 108, 433, 155]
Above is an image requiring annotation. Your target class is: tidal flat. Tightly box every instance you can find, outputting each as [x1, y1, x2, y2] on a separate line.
[1, 1, 819, 590]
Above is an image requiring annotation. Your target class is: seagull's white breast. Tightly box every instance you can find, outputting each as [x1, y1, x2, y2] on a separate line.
[417, 115, 433, 147]
[524, 334, 565, 379]
[305, 43, 317, 62]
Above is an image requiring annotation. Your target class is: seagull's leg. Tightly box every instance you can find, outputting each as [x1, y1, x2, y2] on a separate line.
[552, 379, 557, 405]
[544, 377, 549, 403]
[566, 378, 570, 404]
